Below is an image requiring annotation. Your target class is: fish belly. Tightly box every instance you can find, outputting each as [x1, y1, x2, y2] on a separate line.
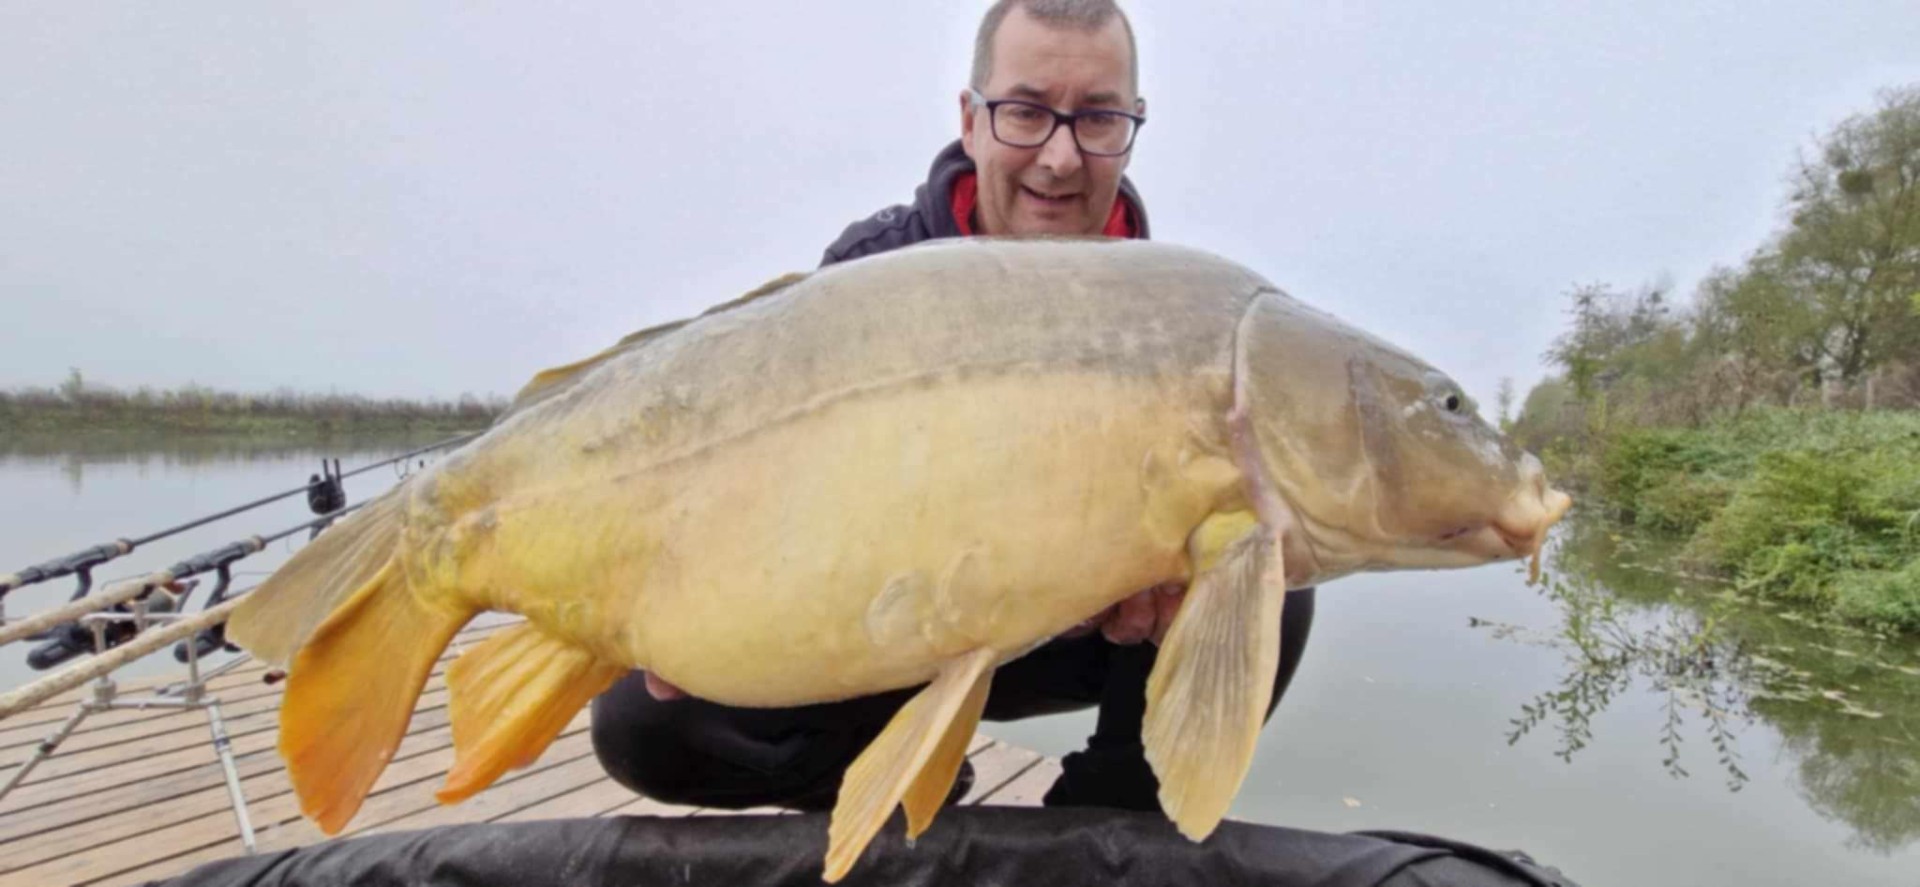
[458, 368, 1237, 709]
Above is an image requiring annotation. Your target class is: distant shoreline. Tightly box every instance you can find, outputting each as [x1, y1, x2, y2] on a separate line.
[1, 375, 505, 438]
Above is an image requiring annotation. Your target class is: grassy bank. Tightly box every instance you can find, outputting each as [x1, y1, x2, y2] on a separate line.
[1574, 409, 1920, 633]
[1, 376, 504, 437]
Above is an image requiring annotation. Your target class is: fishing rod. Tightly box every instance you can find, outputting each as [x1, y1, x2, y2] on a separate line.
[0, 502, 367, 651]
[0, 498, 386, 719]
[0, 431, 479, 607]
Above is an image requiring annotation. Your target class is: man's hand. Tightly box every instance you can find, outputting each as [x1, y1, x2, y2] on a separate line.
[644, 671, 687, 702]
[1064, 582, 1187, 646]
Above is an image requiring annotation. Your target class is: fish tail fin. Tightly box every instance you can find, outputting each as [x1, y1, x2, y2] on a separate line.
[279, 560, 473, 833]
[1143, 526, 1285, 841]
[436, 623, 625, 804]
[229, 487, 410, 668]
[824, 648, 995, 883]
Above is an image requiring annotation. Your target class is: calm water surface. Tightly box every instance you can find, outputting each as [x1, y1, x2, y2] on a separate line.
[0, 435, 448, 689]
[4, 440, 1917, 886]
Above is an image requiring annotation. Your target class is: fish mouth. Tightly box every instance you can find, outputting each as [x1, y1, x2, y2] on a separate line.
[1449, 486, 1574, 579]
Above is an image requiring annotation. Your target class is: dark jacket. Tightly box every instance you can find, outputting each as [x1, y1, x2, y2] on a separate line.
[819, 140, 1152, 267]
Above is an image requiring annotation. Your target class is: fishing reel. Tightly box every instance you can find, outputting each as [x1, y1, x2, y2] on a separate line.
[26, 579, 195, 671]
[307, 459, 346, 540]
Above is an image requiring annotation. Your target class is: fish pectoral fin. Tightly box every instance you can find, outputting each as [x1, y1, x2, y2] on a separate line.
[824, 647, 996, 883]
[1143, 525, 1285, 841]
[436, 623, 625, 805]
[278, 562, 473, 834]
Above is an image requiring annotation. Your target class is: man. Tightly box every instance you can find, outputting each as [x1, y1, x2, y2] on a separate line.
[591, 0, 1317, 814]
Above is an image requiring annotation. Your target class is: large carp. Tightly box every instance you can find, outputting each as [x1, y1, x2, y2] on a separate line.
[231, 238, 1571, 881]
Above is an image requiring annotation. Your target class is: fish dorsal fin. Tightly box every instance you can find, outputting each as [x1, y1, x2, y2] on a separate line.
[504, 269, 812, 416]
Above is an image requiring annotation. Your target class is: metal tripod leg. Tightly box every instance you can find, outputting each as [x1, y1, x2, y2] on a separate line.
[0, 702, 95, 799]
[204, 699, 257, 851]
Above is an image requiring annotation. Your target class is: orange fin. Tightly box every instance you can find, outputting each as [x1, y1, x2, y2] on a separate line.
[278, 560, 473, 834]
[824, 648, 995, 882]
[436, 623, 625, 804]
[1143, 524, 1284, 841]
[229, 487, 407, 668]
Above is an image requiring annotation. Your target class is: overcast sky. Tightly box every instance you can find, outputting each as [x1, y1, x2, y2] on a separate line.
[4, 3, 1917, 411]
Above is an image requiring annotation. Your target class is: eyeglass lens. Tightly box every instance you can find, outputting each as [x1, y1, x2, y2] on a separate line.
[991, 103, 1136, 155]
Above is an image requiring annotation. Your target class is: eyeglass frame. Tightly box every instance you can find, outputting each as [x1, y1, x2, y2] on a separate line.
[965, 88, 1146, 157]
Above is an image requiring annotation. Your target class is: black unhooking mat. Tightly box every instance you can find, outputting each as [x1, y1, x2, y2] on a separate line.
[144, 808, 1579, 887]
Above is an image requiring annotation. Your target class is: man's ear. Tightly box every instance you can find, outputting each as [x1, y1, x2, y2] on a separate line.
[959, 89, 979, 160]
[1135, 96, 1148, 117]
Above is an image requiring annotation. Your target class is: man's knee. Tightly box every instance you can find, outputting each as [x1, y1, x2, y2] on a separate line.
[589, 674, 713, 804]
[588, 672, 905, 809]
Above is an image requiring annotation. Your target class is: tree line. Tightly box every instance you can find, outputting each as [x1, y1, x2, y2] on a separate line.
[1515, 85, 1920, 449]
[1, 368, 505, 435]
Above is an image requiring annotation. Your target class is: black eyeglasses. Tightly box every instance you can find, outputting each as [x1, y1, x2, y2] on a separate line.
[966, 88, 1145, 157]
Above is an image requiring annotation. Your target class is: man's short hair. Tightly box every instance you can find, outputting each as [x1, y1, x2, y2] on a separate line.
[969, 0, 1139, 97]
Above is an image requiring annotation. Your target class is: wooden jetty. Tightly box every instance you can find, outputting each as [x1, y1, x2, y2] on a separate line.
[0, 619, 1061, 886]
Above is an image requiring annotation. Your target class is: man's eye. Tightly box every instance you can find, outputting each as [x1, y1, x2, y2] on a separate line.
[1007, 106, 1049, 123]
[1078, 113, 1120, 132]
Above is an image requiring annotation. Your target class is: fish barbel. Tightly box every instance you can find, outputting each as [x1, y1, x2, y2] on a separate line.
[230, 238, 1572, 881]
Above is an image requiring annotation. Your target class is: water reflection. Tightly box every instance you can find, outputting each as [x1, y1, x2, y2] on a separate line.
[1, 430, 470, 495]
[0, 432, 465, 689]
[1479, 516, 1920, 853]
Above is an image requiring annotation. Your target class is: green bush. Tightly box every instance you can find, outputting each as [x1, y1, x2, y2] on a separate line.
[1690, 438, 1920, 614]
[1572, 408, 1920, 633]
[1832, 560, 1920, 632]
[1633, 473, 1733, 535]
[1597, 428, 1741, 533]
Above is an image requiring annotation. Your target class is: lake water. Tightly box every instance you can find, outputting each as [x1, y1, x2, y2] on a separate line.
[3, 437, 1917, 885]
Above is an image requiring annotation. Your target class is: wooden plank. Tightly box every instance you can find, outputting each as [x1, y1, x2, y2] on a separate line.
[1, 706, 279, 787]
[0, 687, 449, 809]
[0, 704, 451, 844]
[77, 731, 1047, 887]
[0, 718, 461, 875]
[0, 748, 279, 845]
[8, 721, 470, 886]
[6, 620, 1079, 887]
[245, 717, 600, 855]
[957, 741, 1043, 805]
[0, 640, 457, 759]
[492, 776, 637, 823]
[973, 757, 1061, 807]
[605, 795, 703, 818]
[354, 751, 609, 836]
[4, 677, 450, 789]
[0, 658, 268, 738]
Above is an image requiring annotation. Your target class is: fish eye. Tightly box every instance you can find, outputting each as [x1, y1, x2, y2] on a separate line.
[1444, 393, 1461, 413]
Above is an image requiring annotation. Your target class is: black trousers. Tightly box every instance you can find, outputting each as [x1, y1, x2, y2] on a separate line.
[589, 587, 1316, 812]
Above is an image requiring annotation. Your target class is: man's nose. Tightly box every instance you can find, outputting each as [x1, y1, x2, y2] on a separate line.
[1036, 120, 1083, 178]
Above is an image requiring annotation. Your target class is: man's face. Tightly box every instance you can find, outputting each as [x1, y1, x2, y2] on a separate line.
[961, 8, 1141, 237]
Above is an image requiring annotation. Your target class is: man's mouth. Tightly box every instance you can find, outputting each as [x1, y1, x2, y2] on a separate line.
[1021, 185, 1078, 205]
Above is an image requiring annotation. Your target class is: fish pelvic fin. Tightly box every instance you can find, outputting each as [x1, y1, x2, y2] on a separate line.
[1143, 523, 1284, 841]
[436, 623, 624, 804]
[229, 487, 408, 668]
[823, 647, 996, 883]
[278, 561, 473, 834]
